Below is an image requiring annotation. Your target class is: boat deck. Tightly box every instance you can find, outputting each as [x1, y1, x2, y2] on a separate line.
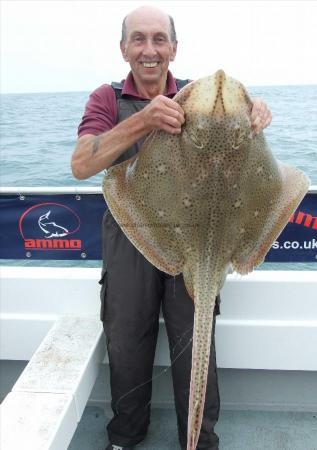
[69, 405, 317, 450]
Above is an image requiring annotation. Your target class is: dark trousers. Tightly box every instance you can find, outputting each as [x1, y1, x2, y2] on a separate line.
[100, 210, 220, 449]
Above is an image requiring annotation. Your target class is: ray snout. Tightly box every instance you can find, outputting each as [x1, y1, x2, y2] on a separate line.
[212, 70, 227, 117]
[215, 69, 226, 82]
[209, 69, 251, 119]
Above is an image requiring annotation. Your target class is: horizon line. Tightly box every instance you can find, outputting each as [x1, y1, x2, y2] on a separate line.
[2, 82, 317, 95]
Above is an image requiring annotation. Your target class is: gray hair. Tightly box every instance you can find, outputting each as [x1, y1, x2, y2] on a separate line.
[121, 14, 177, 42]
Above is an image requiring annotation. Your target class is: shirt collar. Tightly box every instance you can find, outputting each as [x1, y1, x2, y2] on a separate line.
[121, 71, 178, 99]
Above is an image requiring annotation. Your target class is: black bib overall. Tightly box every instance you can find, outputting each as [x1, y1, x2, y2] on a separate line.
[99, 81, 220, 449]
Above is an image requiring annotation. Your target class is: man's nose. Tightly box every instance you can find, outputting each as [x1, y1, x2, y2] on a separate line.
[142, 39, 157, 57]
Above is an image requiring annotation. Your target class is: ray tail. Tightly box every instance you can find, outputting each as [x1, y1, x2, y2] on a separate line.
[186, 265, 220, 450]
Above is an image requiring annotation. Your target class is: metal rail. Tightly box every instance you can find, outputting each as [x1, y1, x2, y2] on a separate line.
[0, 186, 102, 195]
[1, 185, 317, 195]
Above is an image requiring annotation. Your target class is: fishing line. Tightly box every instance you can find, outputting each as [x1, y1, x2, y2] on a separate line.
[170, 324, 194, 356]
[114, 325, 194, 414]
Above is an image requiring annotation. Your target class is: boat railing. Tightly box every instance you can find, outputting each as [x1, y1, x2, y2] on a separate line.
[1, 185, 317, 262]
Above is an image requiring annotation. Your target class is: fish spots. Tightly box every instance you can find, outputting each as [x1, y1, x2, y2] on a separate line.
[234, 200, 242, 208]
[183, 196, 192, 208]
[197, 168, 208, 182]
[254, 210, 260, 217]
[257, 166, 264, 174]
[157, 164, 167, 175]
[157, 209, 165, 218]
[174, 226, 182, 234]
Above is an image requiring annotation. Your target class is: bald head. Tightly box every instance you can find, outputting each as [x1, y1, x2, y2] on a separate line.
[121, 5, 177, 43]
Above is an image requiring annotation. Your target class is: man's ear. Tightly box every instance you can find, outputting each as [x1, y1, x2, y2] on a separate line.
[170, 40, 178, 62]
[120, 40, 129, 62]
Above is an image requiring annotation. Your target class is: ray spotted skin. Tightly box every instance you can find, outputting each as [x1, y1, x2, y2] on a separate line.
[103, 70, 309, 450]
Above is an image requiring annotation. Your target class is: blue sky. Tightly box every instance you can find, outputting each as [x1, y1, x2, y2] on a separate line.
[1, 0, 317, 93]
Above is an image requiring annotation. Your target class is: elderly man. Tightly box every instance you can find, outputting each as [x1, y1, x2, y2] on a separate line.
[71, 6, 271, 450]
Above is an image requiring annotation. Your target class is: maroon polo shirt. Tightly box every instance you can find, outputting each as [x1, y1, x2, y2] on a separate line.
[77, 71, 178, 138]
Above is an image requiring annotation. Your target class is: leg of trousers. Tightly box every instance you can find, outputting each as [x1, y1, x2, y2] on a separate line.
[100, 211, 220, 448]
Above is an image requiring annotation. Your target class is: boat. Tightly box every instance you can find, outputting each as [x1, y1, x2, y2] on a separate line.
[0, 186, 317, 449]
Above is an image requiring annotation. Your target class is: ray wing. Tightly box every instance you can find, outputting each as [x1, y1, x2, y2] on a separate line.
[229, 134, 309, 273]
[103, 130, 197, 275]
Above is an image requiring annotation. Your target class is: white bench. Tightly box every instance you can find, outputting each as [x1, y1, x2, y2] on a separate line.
[0, 315, 106, 450]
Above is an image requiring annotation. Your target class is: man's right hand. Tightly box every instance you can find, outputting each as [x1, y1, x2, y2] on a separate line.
[140, 95, 185, 135]
[71, 96, 185, 180]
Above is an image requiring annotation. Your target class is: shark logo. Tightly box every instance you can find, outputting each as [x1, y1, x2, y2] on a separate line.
[19, 202, 82, 251]
[38, 210, 69, 238]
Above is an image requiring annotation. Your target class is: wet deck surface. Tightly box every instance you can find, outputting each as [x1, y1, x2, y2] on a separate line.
[69, 406, 317, 450]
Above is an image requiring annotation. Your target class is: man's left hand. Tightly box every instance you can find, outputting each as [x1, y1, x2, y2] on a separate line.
[251, 98, 272, 135]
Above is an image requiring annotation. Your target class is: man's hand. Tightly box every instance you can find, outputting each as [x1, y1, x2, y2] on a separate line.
[251, 98, 272, 135]
[140, 95, 185, 135]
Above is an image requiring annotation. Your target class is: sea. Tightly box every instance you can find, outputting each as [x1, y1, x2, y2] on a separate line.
[1, 85, 317, 270]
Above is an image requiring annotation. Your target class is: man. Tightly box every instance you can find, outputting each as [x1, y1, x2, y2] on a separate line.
[71, 6, 271, 450]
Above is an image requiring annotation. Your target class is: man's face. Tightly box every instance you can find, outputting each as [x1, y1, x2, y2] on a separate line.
[120, 10, 177, 86]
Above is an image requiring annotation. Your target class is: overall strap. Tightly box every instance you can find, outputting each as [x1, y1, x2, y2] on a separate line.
[175, 78, 191, 90]
[111, 81, 124, 100]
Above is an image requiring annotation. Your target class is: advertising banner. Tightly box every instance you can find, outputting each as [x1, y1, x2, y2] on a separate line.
[265, 192, 317, 262]
[0, 193, 105, 260]
[0, 191, 316, 262]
